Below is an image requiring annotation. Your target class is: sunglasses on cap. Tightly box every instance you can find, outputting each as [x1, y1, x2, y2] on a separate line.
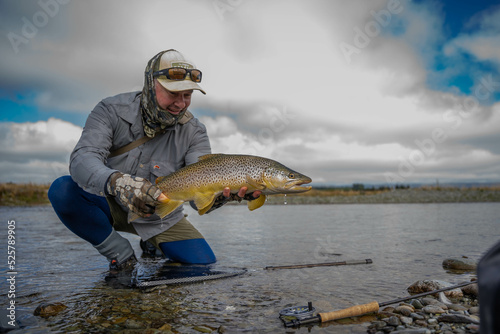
[153, 67, 202, 83]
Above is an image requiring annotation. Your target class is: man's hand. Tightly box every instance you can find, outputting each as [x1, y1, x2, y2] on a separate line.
[223, 186, 262, 201]
[202, 186, 262, 214]
[106, 172, 163, 218]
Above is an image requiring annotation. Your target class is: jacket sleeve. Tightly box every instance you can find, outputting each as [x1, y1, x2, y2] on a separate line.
[69, 101, 118, 196]
[184, 120, 212, 166]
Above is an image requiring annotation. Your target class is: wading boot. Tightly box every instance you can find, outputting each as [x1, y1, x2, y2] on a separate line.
[105, 254, 138, 288]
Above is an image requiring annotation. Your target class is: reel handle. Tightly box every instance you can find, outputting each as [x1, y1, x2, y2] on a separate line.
[318, 301, 379, 322]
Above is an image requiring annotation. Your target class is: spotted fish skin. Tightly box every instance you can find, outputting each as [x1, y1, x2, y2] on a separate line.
[154, 154, 312, 217]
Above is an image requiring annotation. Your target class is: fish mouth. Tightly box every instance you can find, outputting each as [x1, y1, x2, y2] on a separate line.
[285, 178, 312, 193]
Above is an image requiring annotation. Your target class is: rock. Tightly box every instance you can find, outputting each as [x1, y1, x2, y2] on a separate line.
[437, 314, 480, 324]
[468, 306, 480, 315]
[414, 319, 428, 327]
[462, 283, 479, 297]
[382, 306, 395, 313]
[447, 303, 467, 311]
[387, 316, 401, 326]
[394, 306, 413, 317]
[442, 258, 477, 271]
[466, 324, 480, 333]
[158, 323, 172, 331]
[410, 299, 424, 309]
[400, 316, 413, 325]
[421, 298, 448, 309]
[124, 319, 145, 329]
[33, 302, 67, 317]
[407, 280, 463, 298]
[371, 321, 387, 330]
[193, 325, 213, 333]
[391, 329, 431, 334]
[438, 291, 452, 305]
[422, 305, 446, 314]
[411, 312, 425, 320]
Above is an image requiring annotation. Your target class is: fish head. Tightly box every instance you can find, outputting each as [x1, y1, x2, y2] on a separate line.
[262, 164, 312, 194]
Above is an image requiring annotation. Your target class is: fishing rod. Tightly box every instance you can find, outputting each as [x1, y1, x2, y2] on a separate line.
[281, 281, 475, 327]
[265, 259, 373, 270]
[137, 259, 373, 288]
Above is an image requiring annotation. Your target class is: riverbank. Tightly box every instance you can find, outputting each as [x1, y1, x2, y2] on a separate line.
[1, 183, 500, 206]
[266, 186, 500, 205]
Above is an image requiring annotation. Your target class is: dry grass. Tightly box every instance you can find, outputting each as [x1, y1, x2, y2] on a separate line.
[0, 183, 51, 206]
[289, 187, 390, 197]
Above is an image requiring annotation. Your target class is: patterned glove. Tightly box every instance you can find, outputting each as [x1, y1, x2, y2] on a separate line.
[203, 192, 258, 214]
[106, 172, 162, 218]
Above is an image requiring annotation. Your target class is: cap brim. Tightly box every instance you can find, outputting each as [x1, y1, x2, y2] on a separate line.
[157, 78, 206, 95]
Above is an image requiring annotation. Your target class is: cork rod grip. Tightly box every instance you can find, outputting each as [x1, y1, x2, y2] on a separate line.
[318, 301, 380, 322]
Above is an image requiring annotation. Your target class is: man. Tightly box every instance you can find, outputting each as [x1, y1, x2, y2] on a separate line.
[48, 49, 260, 285]
[478, 240, 500, 334]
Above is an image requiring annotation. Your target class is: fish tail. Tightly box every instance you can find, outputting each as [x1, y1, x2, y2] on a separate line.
[155, 199, 184, 218]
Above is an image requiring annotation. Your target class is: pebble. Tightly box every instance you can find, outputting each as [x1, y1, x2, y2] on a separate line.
[391, 329, 431, 334]
[423, 305, 446, 314]
[367, 277, 481, 334]
[468, 306, 480, 315]
[408, 280, 463, 298]
[437, 314, 480, 324]
[462, 284, 479, 297]
[124, 319, 145, 329]
[394, 306, 413, 316]
[193, 325, 214, 333]
[387, 316, 401, 326]
[409, 299, 423, 309]
[33, 302, 67, 317]
[442, 258, 477, 271]
[421, 298, 448, 309]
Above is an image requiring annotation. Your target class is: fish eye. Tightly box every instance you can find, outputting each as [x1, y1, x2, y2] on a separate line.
[288, 173, 295, 178]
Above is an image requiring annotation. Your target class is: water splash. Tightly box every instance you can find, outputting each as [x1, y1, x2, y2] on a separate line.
[284, 194, 287, 205]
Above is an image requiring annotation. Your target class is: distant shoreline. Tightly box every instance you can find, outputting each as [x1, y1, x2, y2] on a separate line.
[265, 187, 500, 205]
[1, 183, 499, 207]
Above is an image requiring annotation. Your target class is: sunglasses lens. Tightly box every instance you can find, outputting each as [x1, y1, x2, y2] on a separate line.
[190, 70, 202, 83]
[167, 68, 188, 80]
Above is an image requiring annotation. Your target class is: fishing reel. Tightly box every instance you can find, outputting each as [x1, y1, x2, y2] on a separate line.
[279, 302, 318, 327]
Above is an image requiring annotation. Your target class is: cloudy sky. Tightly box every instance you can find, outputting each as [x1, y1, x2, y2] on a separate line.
[1, 0, 499, 185]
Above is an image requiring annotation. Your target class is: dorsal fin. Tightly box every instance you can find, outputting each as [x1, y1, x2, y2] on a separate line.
[198, 153, 225, 161]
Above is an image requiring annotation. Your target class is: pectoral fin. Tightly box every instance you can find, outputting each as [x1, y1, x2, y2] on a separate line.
[155, 198, 185, 219]
[245, 174, 266, 191]
[247, 194, 266, 211]
[193, 192, 217, 215]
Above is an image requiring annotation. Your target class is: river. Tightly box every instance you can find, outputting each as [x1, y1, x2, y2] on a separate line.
[0, 203, 499, 333]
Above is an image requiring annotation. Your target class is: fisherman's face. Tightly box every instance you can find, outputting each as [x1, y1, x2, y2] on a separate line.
[154, 79, 193, 116]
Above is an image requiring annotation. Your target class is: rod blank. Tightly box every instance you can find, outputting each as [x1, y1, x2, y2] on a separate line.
[265, 259, 372, 270]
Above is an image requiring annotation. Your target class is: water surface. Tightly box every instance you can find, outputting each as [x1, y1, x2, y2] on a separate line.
[0, 203, 498, 333]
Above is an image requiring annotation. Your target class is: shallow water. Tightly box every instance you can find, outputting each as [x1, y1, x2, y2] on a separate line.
[1, 203, 499, 333]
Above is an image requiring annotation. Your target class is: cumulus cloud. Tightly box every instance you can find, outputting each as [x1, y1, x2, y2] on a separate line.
[444, 5, 500, 68]
[0, 118, 82, 183]
[0, 1, 499, 185]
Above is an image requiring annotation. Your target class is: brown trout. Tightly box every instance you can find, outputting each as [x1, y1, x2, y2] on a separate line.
[154, 154, 312, 217]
